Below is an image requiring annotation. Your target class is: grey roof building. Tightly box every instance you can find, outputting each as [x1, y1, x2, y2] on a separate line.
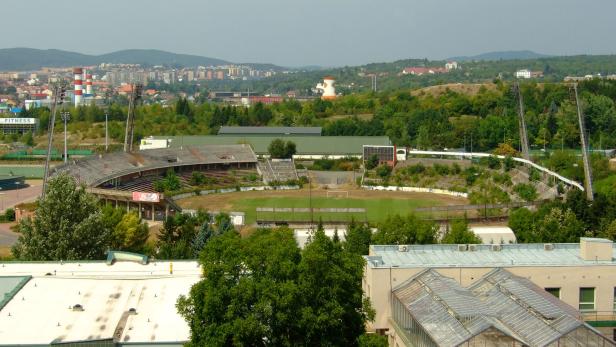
[391, 268, 613, 346]
[218, 126, 322, 136]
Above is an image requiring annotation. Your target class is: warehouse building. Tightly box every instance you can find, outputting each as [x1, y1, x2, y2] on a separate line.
[365, 238, 616, 345]
[0, 257, 200, 346]
[218, 126, 322, 136]
[141, 135, 392, 159]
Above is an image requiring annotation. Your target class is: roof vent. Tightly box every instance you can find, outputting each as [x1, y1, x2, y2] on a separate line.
[544, 243, 554, 251]
[457, 244, 467, 252]
[398, 245, 409, 252]
[72, 304, 84, 311]
[491, 244, 502, 252]
[468, 244, 478, 252]
[128, 308, 137, 315]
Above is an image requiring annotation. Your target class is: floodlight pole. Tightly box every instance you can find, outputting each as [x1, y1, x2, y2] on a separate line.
[105, 111, 109, 151]
[42, 81, 65, 199]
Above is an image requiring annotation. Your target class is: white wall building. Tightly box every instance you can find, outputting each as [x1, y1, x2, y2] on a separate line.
[515, 69, 532, 79]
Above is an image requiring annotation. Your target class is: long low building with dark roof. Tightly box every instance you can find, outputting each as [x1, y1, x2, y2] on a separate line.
[140, 135, 393, 159]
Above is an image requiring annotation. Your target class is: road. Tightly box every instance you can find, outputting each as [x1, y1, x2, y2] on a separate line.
[0, 182, 42, 250]
[0, 182, 42, 211]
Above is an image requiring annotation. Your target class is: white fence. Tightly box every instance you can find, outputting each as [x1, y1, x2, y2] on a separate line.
[362, 185, 468, 198]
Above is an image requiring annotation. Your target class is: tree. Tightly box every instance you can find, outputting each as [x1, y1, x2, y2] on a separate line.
[12, 174, 111, 260]
[284, 140, 297, 158]
[298, 229, 372, 345]
[268, 139, 287, 158]
[441, 219, 482, 244]
[365, 154, 379, 170]
[345, 220, 372, 255]
[178, 228, 304, 346]
[113, 212, 150, 252]
[372, 214, 438, 244]
[178, 228, 372, 346]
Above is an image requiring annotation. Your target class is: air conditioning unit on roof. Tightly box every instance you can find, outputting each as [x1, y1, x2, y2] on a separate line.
[398, 245, 409, 252]
[457, 244, 467, 252]
[544, 243, 554, 251]
[468, 244, 478, 252]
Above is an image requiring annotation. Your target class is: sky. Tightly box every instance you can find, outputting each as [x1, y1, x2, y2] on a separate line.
[3, 0, 616, 67]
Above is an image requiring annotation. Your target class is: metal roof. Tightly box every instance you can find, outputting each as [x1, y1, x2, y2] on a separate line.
[393, 269, 613, 347]
[218, 126, 322, 135]
[52, 144, 257, 187]
[367, 242, 616, 268]
[153, 135, 392, 155]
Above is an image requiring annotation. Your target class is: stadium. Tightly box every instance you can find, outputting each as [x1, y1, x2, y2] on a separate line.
[52, 144, 259, 221]
[53, 127, 440, 225]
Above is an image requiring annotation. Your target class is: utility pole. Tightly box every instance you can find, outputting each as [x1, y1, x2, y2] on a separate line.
[123, 83, 143, 152]
[573, 83, 594, 201]
[42, 80, 67, 198]
[61, 111, 70, 163]
[514, 81, 531, 161]
[105, 111, 109, 151]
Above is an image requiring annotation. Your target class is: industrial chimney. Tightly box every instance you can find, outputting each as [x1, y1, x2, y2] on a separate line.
[73, 68, 83, 105]
[85, 72, 93, 96]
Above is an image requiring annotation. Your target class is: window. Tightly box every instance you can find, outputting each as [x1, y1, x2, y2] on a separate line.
[579, 287, 595, 311]
[545, 287, 561, 299]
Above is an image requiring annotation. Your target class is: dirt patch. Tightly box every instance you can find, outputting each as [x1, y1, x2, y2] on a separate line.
[412, 83, 499, 98]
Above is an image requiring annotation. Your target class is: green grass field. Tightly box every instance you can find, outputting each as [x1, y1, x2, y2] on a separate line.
[233, 196, 449, 224]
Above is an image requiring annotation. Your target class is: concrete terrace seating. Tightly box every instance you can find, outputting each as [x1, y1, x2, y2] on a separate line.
[51, 145, 258, 188]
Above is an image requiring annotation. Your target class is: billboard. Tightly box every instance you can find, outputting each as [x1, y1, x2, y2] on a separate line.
[132, 192, 160, 202]
[0, 118, 37, 125]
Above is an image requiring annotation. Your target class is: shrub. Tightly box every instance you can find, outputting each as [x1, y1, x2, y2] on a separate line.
[514, 183, 538, 202]
[376, 165, 392, 179]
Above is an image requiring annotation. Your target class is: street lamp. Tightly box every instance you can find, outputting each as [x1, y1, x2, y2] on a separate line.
[61, 111, 70, 163]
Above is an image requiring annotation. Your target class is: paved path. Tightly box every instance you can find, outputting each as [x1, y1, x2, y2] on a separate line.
[0, 183, 42, 211]
[0, 222, 18, 247]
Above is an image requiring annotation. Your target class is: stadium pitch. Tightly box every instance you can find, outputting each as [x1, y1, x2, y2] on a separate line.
[177, 188, 467, 225]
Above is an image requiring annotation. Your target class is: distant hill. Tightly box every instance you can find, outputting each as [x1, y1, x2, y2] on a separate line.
[0, 48, 279, 71]
[448, 50, 551, 62]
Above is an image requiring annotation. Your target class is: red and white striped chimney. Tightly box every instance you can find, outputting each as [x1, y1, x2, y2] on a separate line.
[85, 73, 93, 95]
[73, 67, 83, 105]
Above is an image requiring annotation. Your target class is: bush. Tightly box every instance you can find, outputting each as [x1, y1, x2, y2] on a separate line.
[433, 163, 450, 175]
[376, 165, 392, 179]
[487, 156, 502, 170]
[4, 208, 15, 222]
[365, 154, 379, 170]
[514, 183, 538, 202]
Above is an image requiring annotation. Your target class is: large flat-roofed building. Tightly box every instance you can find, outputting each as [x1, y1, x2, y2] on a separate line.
[0, 259, 201, 346]
[0, 118, 38, 134]
[364, 238, 616, 345]
[142, 135, 392, 159]
[218, 126, 322, 136]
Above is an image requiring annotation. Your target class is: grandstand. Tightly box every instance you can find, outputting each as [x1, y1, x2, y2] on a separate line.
[52, 145, 259, 220]
[257, 159, 298, 184]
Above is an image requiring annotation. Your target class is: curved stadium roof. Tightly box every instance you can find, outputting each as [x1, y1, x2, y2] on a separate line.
[52, 144, 257, 187]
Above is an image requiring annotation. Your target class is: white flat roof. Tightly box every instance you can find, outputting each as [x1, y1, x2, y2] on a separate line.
[0, 261, 200, 345]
